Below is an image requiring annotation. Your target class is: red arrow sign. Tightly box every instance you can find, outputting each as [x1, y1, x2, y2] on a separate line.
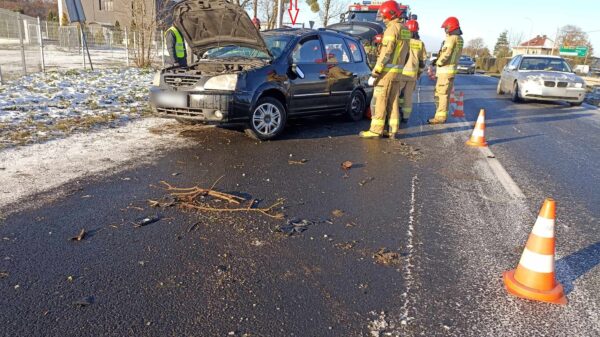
[288, 0, 300, 26]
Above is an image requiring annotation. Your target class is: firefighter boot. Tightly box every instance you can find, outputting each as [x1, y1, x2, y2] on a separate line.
[359, 131, 382, 138]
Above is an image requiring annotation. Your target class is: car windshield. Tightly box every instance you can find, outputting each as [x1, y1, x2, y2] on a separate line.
[203, 46, 270, 59]
[519, 57, 572, 72]
[349, 11, 379, 23]
[460, 56, 472, 62]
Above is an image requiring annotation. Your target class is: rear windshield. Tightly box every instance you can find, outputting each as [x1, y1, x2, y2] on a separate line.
[519, 57, 572, 72]
[349, 11, 379, 23]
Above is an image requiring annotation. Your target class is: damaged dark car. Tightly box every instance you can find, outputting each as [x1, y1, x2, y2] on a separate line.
[150, 0, 373, 140]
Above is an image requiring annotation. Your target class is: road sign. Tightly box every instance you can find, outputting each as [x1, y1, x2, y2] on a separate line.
[559, 46, 588, 57]
[65, 0, 86, 23]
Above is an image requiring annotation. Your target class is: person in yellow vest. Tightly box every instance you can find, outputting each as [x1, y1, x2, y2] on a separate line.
[399, 19, 426, 124]
[359, 1, 411, 139]
[429, 17, 463, 124]
[165, 25, 187, 67]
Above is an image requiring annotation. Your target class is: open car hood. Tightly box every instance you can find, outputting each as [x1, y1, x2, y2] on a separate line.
[173, 0, 271, 58]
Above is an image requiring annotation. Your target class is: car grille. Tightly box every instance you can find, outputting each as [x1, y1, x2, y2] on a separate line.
[164, 75, 200, 88]
[544, 81, 556, 87]
[156, 107, 205, 118]
[557, 82, 568, 88]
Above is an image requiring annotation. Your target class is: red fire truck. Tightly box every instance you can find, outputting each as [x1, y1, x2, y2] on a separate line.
[343, 0, 413, 27]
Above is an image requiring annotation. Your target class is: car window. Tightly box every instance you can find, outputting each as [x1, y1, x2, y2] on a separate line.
[263, 35, 293, 59]
[519, 57, 572, 72]
[322, 35, 351, 63]
[292, 36, 324, 64]
[508, 56, 521, 68]
[345, 39, 363, 63]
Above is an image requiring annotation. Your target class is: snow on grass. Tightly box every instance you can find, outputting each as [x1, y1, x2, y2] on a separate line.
[0, 67, 154, 147]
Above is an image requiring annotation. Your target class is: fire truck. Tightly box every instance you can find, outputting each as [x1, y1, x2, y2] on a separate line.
[342, 0, 414, 27]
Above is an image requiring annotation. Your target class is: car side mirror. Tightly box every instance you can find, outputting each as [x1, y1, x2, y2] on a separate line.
[508, 65, 517, 71]
[291, 64, 305, 79]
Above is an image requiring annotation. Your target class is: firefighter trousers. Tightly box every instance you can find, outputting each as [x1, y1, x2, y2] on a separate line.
[370, 76, 406, 134]
[434, 75, 455, 120]
[402, 80, 417, 119]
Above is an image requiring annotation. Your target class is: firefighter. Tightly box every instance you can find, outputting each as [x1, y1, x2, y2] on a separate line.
[359, 1, 411, 139]
[252, 17, 261, 30]
[429, 16, 463, 124]
[399, 19, 426, 124]
[165, 25, 187, 67]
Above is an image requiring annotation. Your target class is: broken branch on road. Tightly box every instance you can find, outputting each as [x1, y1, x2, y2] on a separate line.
[69, 229, 87, 241]
[149, 180, 285, 219]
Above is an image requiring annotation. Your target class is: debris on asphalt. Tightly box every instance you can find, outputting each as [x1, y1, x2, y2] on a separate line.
[335, 240, 358, 250]
[341, 161, 353, 170]
[69, 229, 87, 241]
[148, 195, 176, 208]
[133, 214, 161, 228]
[0, 271, 8, 279]
[373, 248, 401, 266]
[288, 158, 308, 165]
[275, 219, 314, 236]
[487, 155, 496, 159]
[73, 296, 94, 307]
[187, 221, 202, 233]
[151, 180, 285, 219]
[331, 209, 345, 218]
[67, 275, 74, 282]
[359, 177, 375, 186]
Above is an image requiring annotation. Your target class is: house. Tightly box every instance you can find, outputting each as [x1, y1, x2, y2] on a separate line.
[512, 35, 556, 56]
[57, 0, 173, 28]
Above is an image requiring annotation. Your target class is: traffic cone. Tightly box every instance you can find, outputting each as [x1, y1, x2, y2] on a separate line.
[465, 109, 487, 147]
[503, 198, 567, 305]
[453, 92, 465, 117]
[449, 88, 456, 113]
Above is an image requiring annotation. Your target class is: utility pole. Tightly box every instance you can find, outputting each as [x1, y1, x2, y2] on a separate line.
[277, 0, 284, 28]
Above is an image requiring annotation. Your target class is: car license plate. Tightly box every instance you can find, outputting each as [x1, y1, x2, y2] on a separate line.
[156, 93, 187, 108]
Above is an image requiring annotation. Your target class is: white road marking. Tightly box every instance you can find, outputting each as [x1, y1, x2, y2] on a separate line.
[400, 174, 418, 325]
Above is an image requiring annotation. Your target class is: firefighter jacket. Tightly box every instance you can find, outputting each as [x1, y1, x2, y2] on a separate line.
[372, 18, 411, 80]
[436, 34, 463, 77]
[401, 38, 427, 81]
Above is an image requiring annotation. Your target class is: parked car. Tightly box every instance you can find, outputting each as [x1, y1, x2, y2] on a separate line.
[150, 0, 373, 140]
[585, 86, 600, 106]
[497, 55, 586, 106]
[457, 55, 475, 74]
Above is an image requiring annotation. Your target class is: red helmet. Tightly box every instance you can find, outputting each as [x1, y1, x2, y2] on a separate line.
[441, 17, 460, 32]
[252, 17, 261, 25]
[378, 1, 402, 21]
[406, 20, 419, 33]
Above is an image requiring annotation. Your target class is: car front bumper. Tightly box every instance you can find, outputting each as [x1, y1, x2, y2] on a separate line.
[457, 66, 475, 73]
[150, 86, 249, 123]
[520, 83, 586, 102]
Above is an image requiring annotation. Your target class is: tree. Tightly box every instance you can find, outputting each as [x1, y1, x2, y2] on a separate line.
[558, 25, 594, 64]
[306, 0, 320, 12]
[494, 30, 511, 58]
[113, 20, 123, 46]
[319, 0, 346, 27]
[463, 38, 490, 58]
[47, 10, 58, 22]
[61, 12, 69, 26]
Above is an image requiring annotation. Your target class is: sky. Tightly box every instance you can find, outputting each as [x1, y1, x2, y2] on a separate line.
[288, 0, 600, 57]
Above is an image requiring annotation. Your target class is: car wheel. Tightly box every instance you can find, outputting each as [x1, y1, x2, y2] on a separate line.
[346, 90, 366, 122]
[244, 97, 287, 141]
[496, 80, 505, 95]
[511, 82, 522, 103]
[570, 101, 583, 106]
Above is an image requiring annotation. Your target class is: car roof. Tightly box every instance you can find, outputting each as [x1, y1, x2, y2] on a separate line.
[261, 28, 359, 41]
[521, 54, 563, 59]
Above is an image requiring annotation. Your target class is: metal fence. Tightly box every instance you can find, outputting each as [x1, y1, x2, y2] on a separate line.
[0, 8, 166, 81]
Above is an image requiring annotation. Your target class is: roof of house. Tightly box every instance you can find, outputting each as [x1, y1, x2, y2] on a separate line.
[518, 35, 554, 49]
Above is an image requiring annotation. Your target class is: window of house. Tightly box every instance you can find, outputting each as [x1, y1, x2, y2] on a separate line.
[99, 0, 114, 11]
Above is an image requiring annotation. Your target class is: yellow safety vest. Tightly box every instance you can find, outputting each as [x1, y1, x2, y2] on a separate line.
[166, 26, 185, 59]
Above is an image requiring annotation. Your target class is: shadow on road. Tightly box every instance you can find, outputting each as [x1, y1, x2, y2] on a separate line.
[556, 241, 600, 294]
[487, 134, 542, 146]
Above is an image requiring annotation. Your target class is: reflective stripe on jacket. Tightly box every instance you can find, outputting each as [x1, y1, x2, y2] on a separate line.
[373, 19, 410, 78]
[436, 34, 463, 76]
[165, 26, 186, 59]
[402, 39, 427, 80]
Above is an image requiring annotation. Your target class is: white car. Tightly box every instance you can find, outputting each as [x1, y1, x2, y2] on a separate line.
[497, 55, 586, 106]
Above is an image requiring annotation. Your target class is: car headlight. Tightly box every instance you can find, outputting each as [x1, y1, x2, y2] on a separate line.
[152, 71, 161, 86]
[568, 82, 583, 88]
[204, 74, 238, 91]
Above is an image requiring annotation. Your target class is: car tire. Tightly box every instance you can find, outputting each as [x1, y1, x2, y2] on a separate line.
[570, 101, 583, 106]
[511, 82, 522, 103]
[345, 90, 366, 122]
[496, 80, 505, 95]
[244, 97, 287, 141]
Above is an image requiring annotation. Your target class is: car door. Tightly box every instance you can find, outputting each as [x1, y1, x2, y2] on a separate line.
[502, 55, 521, 92]
[288, 35, 330, 115]
[321, 33, 356, 110]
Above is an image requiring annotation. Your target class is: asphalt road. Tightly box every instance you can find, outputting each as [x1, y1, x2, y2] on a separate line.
[1, 74, 599, 337]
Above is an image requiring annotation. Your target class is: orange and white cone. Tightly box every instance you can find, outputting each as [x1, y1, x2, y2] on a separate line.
[465, 109, 487, 147]
[449, 88, 456, 113]
[453, 91, 465, 118]
[503, 198, 567, 305]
